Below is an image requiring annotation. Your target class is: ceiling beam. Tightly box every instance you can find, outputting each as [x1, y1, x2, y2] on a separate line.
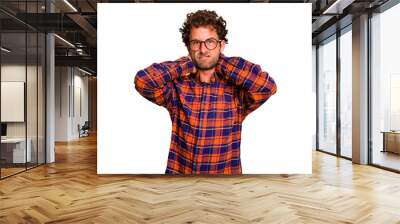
[322, 0, 356, 14]
[67, 13, 97, 39]
[55, 55, 96, 69]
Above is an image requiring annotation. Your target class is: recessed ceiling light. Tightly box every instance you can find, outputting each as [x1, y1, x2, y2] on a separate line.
[323, 0, 355, 15]
[1, 47, 11, 53]
[78, 67, 93, 76]
[54, 34, 75, 48]
[63, 0, 78, 12]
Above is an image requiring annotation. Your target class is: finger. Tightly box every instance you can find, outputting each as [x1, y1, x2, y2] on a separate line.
[193, 65, 197, 74]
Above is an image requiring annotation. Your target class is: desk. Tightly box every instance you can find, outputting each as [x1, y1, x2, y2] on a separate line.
[381, 131, 400, 154]
[1, 138, 31, 163]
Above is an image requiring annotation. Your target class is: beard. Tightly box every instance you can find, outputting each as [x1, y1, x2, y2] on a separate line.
[192, 52, 219, 71]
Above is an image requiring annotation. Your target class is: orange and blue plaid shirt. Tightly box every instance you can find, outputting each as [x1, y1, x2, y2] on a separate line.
[134, 54, 277, 174]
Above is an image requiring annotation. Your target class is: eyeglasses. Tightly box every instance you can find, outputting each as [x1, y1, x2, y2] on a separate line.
[189, 38, 221, 51]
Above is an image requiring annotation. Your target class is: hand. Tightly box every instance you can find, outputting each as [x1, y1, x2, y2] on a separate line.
[215, 53, 227, 79]
[182, 54, 196, 77]
[188, 55, 197, 74]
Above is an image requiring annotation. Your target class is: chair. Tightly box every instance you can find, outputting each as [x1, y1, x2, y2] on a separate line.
[79, 121, 90, 138]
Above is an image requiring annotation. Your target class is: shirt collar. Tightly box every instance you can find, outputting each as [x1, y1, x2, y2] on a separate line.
[191, 71, 222, 84]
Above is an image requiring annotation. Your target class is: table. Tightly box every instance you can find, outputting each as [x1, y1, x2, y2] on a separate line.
[381, 131, 400, 154]
[1, 138, 32, 163]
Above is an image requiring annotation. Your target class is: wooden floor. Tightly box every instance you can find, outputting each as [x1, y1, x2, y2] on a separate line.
[373, 150, 400, 171]
[1, 134, 400, 223]
[1, 162, 45, 178]
[0, 167, 26, 178]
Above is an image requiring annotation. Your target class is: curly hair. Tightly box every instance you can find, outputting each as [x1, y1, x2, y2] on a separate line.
[179, 9, 228, 48]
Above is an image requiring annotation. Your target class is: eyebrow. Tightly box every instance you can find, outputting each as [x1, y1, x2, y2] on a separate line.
[190, 37, 218, 41]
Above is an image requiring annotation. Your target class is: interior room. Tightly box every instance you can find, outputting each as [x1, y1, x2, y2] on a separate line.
[0, 0, 399, 223]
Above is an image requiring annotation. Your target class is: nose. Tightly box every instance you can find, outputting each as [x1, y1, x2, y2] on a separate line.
[199, 42, 208, 53]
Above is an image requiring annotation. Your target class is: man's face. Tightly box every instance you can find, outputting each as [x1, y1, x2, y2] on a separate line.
[188, 26, 225, 71]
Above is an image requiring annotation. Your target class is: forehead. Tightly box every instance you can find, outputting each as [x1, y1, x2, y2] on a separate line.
[190, 26, 218, 40]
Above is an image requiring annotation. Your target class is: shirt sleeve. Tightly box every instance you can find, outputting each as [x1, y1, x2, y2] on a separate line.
[134, 56, 195, 114]
[216, 54, 277, 122]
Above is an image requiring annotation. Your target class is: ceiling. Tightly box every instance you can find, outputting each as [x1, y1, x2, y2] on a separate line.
[0, 0, 392, 75]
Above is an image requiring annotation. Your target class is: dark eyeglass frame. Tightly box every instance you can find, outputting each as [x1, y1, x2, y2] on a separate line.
[189, 38, 222, 51]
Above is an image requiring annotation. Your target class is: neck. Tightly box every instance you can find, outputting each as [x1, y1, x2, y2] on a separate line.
[197, 68, 215, 83]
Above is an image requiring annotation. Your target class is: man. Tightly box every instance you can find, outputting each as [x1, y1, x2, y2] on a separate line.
[134, 9, 277, 174]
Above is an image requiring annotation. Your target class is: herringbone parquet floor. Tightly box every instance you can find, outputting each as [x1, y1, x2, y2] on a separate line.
[1, 133, 400, 224]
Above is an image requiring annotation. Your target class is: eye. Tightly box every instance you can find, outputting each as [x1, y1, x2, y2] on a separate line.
[206, 39, 216, 44]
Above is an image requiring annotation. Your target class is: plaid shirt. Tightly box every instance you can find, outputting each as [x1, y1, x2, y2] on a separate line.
[134, 54, 277, 174]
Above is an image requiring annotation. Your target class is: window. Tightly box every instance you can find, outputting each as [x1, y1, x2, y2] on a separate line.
[340, 27, 352, 158]
[318, 35, 337, 154]
[371, 2, 400, 171]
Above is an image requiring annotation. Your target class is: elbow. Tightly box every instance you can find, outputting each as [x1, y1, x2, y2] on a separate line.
[271, 81, 277, 95]
[134, 70, 144, 85]
[260, 75, 277, 97]
[134, 70, 147, 94]
[267, 74, 277, 96]
[135, 69, 150, 88]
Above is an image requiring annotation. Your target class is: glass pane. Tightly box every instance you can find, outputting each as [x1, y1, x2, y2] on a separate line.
[371, 3, 400, 171]
[312, 45, 317, 150]
[26, 0, 38, 169]
[38, 32, 45, 165]
[27, 31, 38, 169]
[1, 31, 27, 177]
[340, 29, 352, 158]
[318, 36, 337, 154]
[0, 1, 46, 178]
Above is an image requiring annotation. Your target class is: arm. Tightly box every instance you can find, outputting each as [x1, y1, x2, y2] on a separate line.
[134, 56, 195, 113]
[216, 54, 277, 121]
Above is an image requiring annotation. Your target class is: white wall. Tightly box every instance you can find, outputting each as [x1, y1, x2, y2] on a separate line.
[98, 3, 312, 174]
[73, 72, 89, 137]
[1, 65, 26, 132]
[55, 66, 69, 141]
[55, 66, 89, 141]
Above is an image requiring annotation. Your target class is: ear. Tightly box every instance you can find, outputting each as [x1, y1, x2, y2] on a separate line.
[220, 40, 226, 53]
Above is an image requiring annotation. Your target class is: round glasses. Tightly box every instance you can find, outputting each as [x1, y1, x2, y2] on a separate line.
[189, 38, 221, 51]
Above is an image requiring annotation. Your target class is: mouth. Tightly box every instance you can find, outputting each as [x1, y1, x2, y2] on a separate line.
[198, 55, 210, 59]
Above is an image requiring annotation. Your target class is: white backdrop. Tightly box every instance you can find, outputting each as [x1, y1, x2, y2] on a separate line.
[97, 3, 312, 174]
